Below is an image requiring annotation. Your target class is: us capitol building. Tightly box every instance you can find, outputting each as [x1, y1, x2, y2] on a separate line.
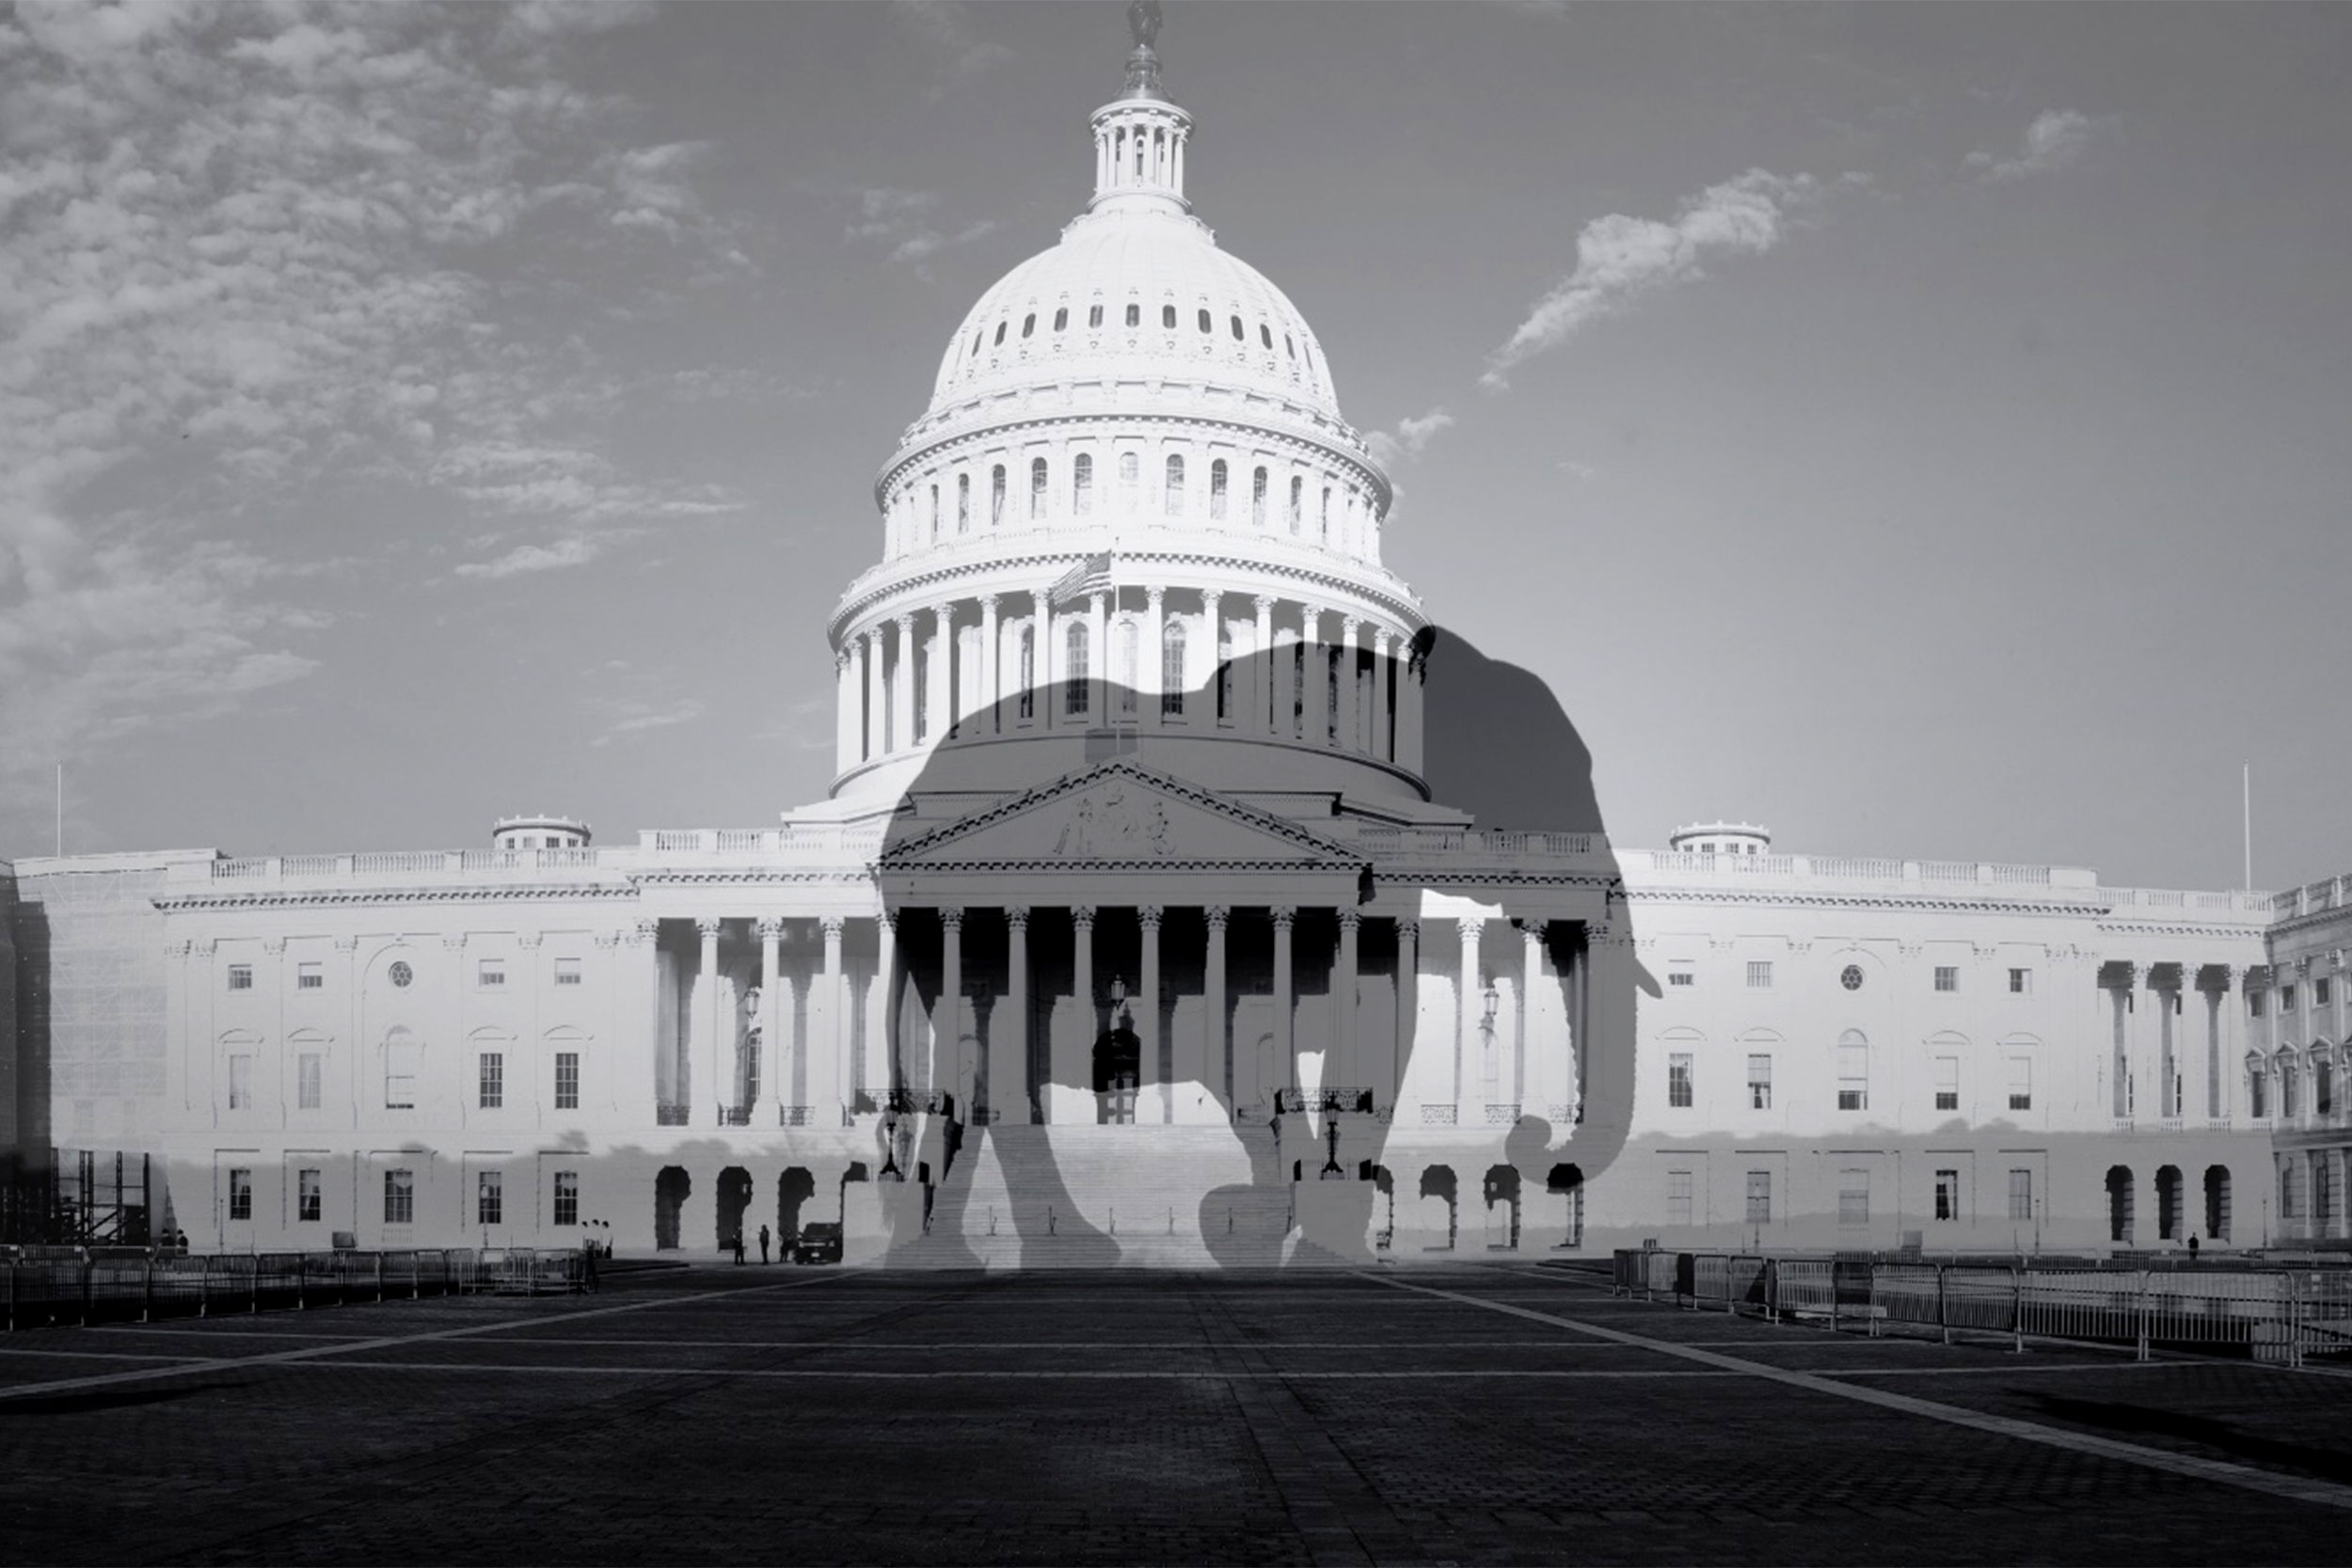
[6, 21, 2342, 1262]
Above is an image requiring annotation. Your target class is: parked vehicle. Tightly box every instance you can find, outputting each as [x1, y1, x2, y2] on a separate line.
[790, 1222, 843, 1265]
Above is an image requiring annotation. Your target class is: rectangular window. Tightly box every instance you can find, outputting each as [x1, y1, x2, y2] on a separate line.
[1934, 1055, 1960, 1113]
[227, 964, 253, 991]
[1746, 960, 1773, 990]
[2280, 984, 2296, 1013]
[2249, 990, 2265, 1019]
[385, 1038, 417, 1110]
[228, 1167, 252, 1222]
[2007, 1056, 2032, 1112]
[1745, 1170, 1771, 1227]
[297, 1053, 322, 1111]
[1747, 1053, 1772, 1111]
[477, 1170, 503, 1227]
[297, 961, 324, 990]
[384, 1168, 414, 1226]
[2007, 1167, 2033, 1222]
[1837, 1042, 1868, 1111]
[1668, 962, 1694, 989]
[554, 957, 581, 987]
[1838, 1169, 1869, 1227]
[555, 1052, 580, 1111]
[478, 958, 505, 989]
[553, 1171, 580, 1228]
[1934, 1168, 1960, 1222]
[1667, 1053, 1693, 1109]
[1933, 966, 1959, 993]
[228, 1053, 252, 1111]
[2009, 967, 2032, 995]
[297, 1167, 322, 1223]
[479, 1053, 503, 1110]
[1666, 1169, 1693, 1227]
[2318, 977, 2334, 1008]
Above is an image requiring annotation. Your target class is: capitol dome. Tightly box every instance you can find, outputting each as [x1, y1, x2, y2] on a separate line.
[925, 208, 1343, 427]
[820, 21, 1429, 815]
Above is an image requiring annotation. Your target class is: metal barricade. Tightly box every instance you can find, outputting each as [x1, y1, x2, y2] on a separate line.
[2137, 1270, 2284, 1359]
[2019, 1268, 2142, 1349]
[1832, 1259, 1875, 1332]
[1692, 1254, 1732, 1311]
[1645, 1250, 1677, 1300]
[1870, 1263, 1942, 1338]
[1770, 1258, 1836, 1322]
[1725, 1256, 1769, 1317]
[2295, 1270, 2352, 1368]
[1940, 1266, 2021, 1346]
[1612, 1249, 1645, 1295]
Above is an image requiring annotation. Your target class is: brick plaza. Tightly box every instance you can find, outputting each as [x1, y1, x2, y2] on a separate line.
[4, 1261, 2350, 1564]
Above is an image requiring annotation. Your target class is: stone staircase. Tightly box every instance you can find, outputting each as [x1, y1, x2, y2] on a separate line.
[872, 1123, 1359, 1268]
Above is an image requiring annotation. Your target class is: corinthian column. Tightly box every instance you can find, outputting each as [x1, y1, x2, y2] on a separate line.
[891, 613, 916, 754]
[815, 917, 844, 1126]
[998, 909, 1030, 1124]
[834, 650, 857, 775]
[1340, 617, 1362, 753]
[696, 918, 723, 1127]
[1253, 594, 1277, 736]
[929, 603, 953, 742]
[1370, 629, 1393, 762]
[1298, 606, 1325, 746]
[977, 593, 1000, 736]
[755, 918, 785, 1124]
[1273, 907, 1297, 1099]
[862, 628, 883, 762]
[1143, 587, 1167, 731]
[1138, 906, 1164, 1120]
[1333, 910, 1360, 1095]
[1191, 906, 1228, 1119]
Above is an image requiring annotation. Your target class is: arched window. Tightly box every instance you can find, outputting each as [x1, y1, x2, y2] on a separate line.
[383, 1027, 420, 1111]
[1029, 457, 1047, 519]
[1125, 302, 1140, 328]
[1260, 323, 1273, 349]
[1162, 303, 1177, 329]
[1836, 1030, 1868, 1111]
[1251, 467, 1268, 527]
[993, 322, 1006, 345]
[1198, 308, 1212, 334]
[1119, 451, 1138, 504]
[1327, 645, 1341, 742]
[1088, 303, 1103, 328]
[1320, 485, 1331, 542]
[1284, 333, 1295, 359]
[990, 466, 1005, 527]
[1064, 622, 1089, 717]
[1231, 314, 1245, 340]
[1164, 454, 1184, 515]
[1117, 619, 1138, 717]
[1073, 453, 1093, 515]
[1209, 459, 1228, 520]
[1216, 626, 1233, 722]
[1053, 307, 1067, 332]
[929, 483, 939, 540]
[956, 473, 970, 533]
[1162, 620, 1186, 718]
[1021, 313, 1035, 339]
[1017, 626, 1035, 721]
[1288, 475, 1303, 532]
[970, 331, 982, 357]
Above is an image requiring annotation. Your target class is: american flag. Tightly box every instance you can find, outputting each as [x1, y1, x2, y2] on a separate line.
[1048, 550, 1113, 608]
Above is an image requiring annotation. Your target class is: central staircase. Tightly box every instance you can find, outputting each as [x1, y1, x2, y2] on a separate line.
[873, 1123, 1348, 1268]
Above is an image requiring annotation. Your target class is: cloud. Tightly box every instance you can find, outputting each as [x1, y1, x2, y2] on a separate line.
[0, 1, 743, 836]
[1967, 109, 2097, 182]
[846, 188, 997, 269]
[1482, 169, 1845, 388]
[1366, 406, 1456, 467]
[890, 1, 1013, 87]
[1557, 459, 1598, 483]
[590, 696, 707, 748]
[455, 535, 603, 580]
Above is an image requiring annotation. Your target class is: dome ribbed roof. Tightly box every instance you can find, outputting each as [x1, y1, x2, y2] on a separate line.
[924, 206, 1343, 424]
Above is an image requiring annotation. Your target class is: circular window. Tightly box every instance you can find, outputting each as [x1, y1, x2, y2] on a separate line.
[1840, 964, 1864, 991]
[389, 960, 413, 989]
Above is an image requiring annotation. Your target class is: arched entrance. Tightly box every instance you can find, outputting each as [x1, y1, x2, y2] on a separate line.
[778, 1166, 816, 1245]
[2155, 1164, 2183, 1242]
[1420, 1164, 1457, 1252]
[2203, 1164, 2232, 1242]
[1092, 1024, 1141, 1125]
[2106, 1165, 2135, 1244]
[1549, 1163, 1585, 1250]
[1482, 1164, 1521, 1251]
[716, 1166, 754, 1253]
[654, 1166, 691, 1251]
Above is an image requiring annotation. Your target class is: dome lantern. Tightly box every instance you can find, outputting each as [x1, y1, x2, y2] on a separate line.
[1089, 3, 1190, 218]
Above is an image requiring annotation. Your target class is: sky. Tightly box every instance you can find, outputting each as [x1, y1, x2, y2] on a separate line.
[2, 0, 2347, 893]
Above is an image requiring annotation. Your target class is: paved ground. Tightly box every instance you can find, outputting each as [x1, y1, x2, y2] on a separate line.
[4, 1260, 2351, 1564]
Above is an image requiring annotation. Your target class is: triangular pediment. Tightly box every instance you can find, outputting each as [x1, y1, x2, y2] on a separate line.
[879, 759, 1363, 873]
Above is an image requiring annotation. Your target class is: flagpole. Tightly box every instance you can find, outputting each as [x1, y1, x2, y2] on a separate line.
[2243, 761, 2252, 891]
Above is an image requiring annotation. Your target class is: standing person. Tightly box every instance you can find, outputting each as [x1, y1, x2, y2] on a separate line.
[580, 1238, 599, 1293]
[732, 1229, 746, 1266]
[757, 1224, 771, 1265]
